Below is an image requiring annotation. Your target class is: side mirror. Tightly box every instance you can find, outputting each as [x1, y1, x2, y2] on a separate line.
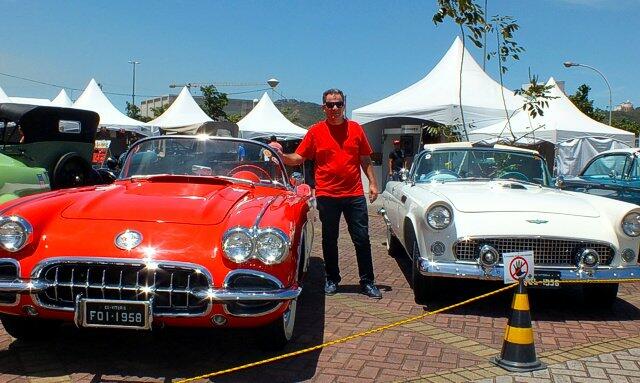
[555, 175, 565, 189]
[295, 183, 312, 197]
[399, 168, 409, 181]
[105, 157, 118, 170]
[290, 171, 304, 187]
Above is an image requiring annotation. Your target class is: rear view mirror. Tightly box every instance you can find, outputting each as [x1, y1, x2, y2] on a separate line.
[290, 171, 304, 187]
[555, 176, 565, 189]
[296, 183, 311, 197]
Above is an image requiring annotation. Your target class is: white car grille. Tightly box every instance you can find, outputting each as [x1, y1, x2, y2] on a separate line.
[453, 238, 615, 266]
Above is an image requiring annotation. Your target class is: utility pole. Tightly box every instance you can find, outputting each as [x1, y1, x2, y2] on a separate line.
[128, 60, 140, 105]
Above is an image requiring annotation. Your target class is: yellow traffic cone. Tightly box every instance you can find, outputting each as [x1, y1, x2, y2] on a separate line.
[492, 278, 546, 372]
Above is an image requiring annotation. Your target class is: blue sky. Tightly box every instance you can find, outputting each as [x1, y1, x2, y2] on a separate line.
[0, 0, 638, 115]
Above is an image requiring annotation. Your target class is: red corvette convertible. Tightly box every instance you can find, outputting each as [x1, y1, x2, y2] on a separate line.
[0, 135, 315, 349]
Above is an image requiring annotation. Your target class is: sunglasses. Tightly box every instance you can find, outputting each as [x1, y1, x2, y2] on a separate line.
[324, 101, 344, 109]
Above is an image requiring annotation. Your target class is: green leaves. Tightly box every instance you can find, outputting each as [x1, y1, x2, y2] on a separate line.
[514, 74, 558, 119]
[200, 85, 229, 121]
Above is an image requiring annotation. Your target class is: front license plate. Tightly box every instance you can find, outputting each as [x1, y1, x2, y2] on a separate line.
[81, 299, 150, 330]
[532, 270, 561, 289]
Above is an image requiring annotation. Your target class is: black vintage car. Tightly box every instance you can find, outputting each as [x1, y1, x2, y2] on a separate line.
[557, 148, 640, 205]
[0, 103, 104, 189]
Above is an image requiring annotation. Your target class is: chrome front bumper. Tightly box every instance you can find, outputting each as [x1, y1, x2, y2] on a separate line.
[0, 279, 301, 302]
[419, 258, 640, 281]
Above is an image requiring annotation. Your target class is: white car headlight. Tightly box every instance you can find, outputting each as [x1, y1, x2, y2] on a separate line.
[426, 205, 452, 230]
[622, 212, 640, 237]
[222, 228, 254, 263]
[255, 229, 289, 265]
[0, 216, 33, 252]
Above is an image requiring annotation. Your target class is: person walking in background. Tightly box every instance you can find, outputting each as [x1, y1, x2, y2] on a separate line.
[279, 88, 382, 299]
[388, 139, 407, 181]
[268, 135, 283, 152]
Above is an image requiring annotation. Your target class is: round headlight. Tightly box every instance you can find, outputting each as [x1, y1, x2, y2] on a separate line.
[426, 205, 452, 230]
[622, 212, 640, 237]
[0, 216, 33, 252]
[255, 229, 289, 265]
[222, 229, 253, 263]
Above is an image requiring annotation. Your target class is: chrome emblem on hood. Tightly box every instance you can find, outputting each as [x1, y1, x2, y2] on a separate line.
[526, 219, 548, 224]
[115, 230, 143, 250]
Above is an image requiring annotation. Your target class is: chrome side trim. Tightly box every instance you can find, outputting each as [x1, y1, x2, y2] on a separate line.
[0, 258, 20, 306]
[253, 196, 277, 228]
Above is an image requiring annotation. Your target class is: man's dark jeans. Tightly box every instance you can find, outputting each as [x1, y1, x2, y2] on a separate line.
[316, 195, 375, 285]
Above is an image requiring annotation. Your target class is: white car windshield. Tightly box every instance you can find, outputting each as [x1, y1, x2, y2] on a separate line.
[119, 136, 288, 187]
[413, 148, 550, 185]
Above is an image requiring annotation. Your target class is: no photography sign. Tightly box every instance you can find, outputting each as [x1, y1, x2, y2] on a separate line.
[503, 251, 534, 284]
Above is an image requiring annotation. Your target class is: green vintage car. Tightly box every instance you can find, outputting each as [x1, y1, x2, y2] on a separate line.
[0, 152, 50, 203]
[0, 103, 100, 189]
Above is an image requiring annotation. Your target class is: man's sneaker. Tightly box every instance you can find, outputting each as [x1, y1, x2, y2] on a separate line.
[361, 283, 382, 299]
[325, 280, 338, 296]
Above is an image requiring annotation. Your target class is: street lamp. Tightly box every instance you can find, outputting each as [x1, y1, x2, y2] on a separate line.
[563, 61, 612, 125]
[128, 60, 140, 105]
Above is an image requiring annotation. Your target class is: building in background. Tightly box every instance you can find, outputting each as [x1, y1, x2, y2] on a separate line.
[614, 100, 635, 112]
[140, 95, 255, 119]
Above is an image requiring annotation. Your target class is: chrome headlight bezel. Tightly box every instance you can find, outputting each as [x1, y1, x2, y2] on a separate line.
[255, 228, 290, 265]
[426, 205, 453, 230]
[0, 216, 33, 252]
[222, 227, 254, 263]
[622, 212, 640, 237]
[222, 226, 291, 265]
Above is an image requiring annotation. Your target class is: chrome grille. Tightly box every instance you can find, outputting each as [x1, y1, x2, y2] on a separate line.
[453, 238, 615, 266]
[34, 261, 211, 315]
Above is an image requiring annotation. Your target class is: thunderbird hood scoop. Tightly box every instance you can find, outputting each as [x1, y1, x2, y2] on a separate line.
[62, 181, 251, 224]
[422, 181, 600, 218]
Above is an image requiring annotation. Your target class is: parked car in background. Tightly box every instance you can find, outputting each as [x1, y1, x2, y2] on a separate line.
[380, 142, 640, 307]
[0, 152, 50, 203]
[0, 135, 315, 349]
[0, 103, 105, 189]
[557, 148, 640, 205]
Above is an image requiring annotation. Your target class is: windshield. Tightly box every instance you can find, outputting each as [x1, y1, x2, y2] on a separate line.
[412, 148, 550, 186]
[120, 136, 288, 187]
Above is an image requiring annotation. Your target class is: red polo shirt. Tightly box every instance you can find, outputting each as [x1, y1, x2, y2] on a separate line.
[296, 119, 372, 197]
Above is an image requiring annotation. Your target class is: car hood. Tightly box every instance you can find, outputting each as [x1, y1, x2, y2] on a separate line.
[419, 181, 600, 218]
[61, 180, 251, 224]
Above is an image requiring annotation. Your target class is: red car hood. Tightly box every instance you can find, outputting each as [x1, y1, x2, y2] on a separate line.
[61, 180, 251, 225]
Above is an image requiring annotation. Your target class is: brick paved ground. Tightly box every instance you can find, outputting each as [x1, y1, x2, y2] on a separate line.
[1, 205, 640, 382]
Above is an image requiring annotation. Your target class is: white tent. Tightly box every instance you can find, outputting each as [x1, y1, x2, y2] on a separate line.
[148, 86, 213, 134]
[238, 92, 308, 140]
[468, 77, 635, 175]
[0, 86, 9, 103]
[51, 89, 73, 107]
[73, 79, 158, 136]
[9, 97, 51, 106]
[351, 36, 523, 131]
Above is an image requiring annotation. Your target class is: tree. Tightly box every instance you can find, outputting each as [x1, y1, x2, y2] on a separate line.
[568, 84, 605, 122]
[279, 106, 300, 125]
[126, 102, 142, 120]
[200, 85, 229, 121]
[226, 113, 242, 123]
[151, 103, 170, 118]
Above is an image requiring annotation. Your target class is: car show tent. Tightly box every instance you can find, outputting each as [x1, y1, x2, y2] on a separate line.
[468, 77, 635, 176]
[0, 86, 10, 103]
[51, 90, 73, 107]
[73, 79, 159, 136]
[351, 36, 524, 132]
[148, 86, 213, 134]
[238, 92, 308, 140]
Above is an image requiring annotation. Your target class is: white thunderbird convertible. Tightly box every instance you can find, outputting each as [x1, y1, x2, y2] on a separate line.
[380, 142, 640, 306]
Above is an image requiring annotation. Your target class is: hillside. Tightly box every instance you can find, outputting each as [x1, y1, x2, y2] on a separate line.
[274, 99, 324, 128]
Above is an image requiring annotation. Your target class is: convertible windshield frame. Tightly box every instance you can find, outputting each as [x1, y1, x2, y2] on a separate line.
[410, 147, 552, 186]
[118, 135, 291, 190]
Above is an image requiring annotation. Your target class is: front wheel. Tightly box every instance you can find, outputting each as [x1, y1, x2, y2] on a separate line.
[258, 299, 297, 351]
[582, 283, 618, 308]
[0, 315, 60, 341]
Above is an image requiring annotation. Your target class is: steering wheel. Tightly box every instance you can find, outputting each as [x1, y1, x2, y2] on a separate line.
[422, 169, 460, 182]
[228, 164, 271, 181]
[498, 171, 530, 182]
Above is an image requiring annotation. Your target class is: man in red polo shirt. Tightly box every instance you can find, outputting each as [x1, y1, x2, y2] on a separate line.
[280, 88, 381, 299]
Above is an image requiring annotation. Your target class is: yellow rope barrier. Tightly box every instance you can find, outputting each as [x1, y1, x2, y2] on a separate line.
[175, 283, 518, 383]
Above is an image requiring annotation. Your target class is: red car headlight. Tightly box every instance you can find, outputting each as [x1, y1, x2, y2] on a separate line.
[255, 228, 290, 265]
[0, 216, 33, 252]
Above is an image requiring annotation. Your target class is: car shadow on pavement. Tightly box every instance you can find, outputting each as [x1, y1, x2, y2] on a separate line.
[391, 249, 640, 322]
[0, 257, 328, 383]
